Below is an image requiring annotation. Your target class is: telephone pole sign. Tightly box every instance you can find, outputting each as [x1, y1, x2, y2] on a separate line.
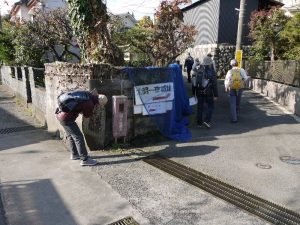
[235, 50, 243, 68]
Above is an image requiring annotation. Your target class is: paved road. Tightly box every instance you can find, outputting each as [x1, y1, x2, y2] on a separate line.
[142, 81, 300, 212]
[0, 82, 299, 225]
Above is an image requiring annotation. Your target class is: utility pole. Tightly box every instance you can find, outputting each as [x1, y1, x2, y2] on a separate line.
[0, 11, 2, 31]
[235, 0, 246, 68]
[235, 0, 246, 51]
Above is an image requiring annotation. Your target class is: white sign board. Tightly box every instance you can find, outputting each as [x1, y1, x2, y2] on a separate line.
[134, 82, 174, 115]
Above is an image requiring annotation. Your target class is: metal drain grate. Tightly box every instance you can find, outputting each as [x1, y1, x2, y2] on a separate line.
[108, 217, 139, 225]
[0, 126, 36, 135]
[144, 155, 300, 225]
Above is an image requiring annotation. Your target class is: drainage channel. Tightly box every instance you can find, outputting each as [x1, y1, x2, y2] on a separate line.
[143, 155, 300, 225]
[108, 216, 139, 225]
[0, 126, 36, 135]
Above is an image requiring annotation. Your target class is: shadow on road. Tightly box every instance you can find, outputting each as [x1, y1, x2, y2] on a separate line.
[0, 179, 77, 225]
[0, 105, 48, 151]
[188, 82, 298, 138]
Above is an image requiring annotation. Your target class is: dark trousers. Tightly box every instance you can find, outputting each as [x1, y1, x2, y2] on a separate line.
[60, 121, 88, 160]
[187, 69, 192, 83]
[229, 89, 243, 122]
[196, 95, 214, 125]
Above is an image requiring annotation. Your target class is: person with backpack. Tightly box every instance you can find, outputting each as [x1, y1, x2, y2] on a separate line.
[184, 53, 194, 83]
[55, 89, 108, 166]
[224, 59, 249, 123]
[207, 53, 217, 73]
[194, 56, 218, 128]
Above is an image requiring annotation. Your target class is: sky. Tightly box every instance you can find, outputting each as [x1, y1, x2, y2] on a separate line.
[0, 0, 196, 20]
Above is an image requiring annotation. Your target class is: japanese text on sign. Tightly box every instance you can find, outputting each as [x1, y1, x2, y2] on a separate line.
[134, 82, 174, 105]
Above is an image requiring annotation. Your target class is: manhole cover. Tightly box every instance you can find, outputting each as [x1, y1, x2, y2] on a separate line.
[280, 156, 300, 165]
[256, 163, 272, 169]
[108, 216, 139, 225]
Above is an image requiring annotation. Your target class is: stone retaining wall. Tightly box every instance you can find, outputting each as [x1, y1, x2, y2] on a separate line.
[178, 44, 251, 78]
[1, 63, 157, 150]
[246, 60, 300, 116]
[44, 62, 156, 150]
[248, 78, 300, 116]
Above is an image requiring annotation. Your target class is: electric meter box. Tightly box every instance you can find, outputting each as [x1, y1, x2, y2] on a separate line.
[112, 95, 128, 140]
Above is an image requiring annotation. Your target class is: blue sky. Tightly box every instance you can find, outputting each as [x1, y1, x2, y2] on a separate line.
[0, 0, 196, 19]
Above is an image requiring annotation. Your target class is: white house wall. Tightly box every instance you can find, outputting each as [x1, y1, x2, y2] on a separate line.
[279, 0, 300, 16]
[17, 5, 30, 21]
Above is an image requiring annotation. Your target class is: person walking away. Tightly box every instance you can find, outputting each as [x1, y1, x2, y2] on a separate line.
[55, 89, 108, 166]
[184, 53, 194, 83]
[195, 56, 218, 128]
[207, 53, 217, 73]
[224, 59, 249, 123]
[191, 58, 201, 95]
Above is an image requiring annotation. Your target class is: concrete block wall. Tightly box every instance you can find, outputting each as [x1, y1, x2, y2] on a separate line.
[44, 62, 156, 150]
[19, 67, 31, 104]
[246, 60, 300, 116]
[28, 67, 46, 126]
[1, 66, 30, 104]
[1, 67, 18, 97]
[249, 78, 300, 116]
[0, 64, 159, 150]
[0, 66, 47, 124]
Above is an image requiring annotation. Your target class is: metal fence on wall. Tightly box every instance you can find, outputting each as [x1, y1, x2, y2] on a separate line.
[245, 60, 300, 88]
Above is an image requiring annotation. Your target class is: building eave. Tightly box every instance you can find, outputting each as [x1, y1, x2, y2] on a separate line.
[181, 0, 210, 12]
[27, 0, 38, 8]
[9, 0, 30, 16]
[268, 0, 284, 7]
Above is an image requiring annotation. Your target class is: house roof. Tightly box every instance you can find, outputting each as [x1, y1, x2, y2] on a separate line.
[268, 0, 284, 7]
[27, 0, 39, 8]
[10, 0, 29, 16]
[181, 0, 209, 12]
[116, 12, 137, 24]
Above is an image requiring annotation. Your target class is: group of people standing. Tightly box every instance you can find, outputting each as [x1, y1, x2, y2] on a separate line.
[182, 53, 248, 127]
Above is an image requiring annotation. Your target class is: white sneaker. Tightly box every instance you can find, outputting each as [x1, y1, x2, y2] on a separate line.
[70, 154, 80, 160]
[203, 122, 211, 128]
[80, 158, 98, 166]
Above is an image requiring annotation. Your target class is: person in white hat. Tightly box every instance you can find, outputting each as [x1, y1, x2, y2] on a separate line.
[56, 89, 107, 166]
[224, 59, 248, 123]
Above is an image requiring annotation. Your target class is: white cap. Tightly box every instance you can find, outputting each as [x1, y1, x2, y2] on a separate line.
[230, 59, 238, 66]
[98, 94, 108, 106]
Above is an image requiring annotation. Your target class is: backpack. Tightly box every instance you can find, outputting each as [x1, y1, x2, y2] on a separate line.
[230, 68, 242, 90]
[57, 91, 91, 113]
[193, 65, 213, 95]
